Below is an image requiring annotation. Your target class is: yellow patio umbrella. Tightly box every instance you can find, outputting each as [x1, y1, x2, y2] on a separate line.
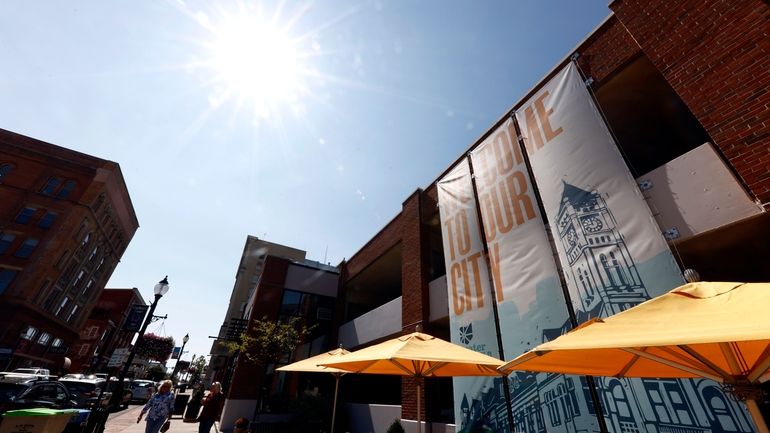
[499, 282, 770, 433]
[276, 347, 350, 433]
[320, 331, 506, 433]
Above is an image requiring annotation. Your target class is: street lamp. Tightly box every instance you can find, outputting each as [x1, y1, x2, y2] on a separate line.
[171, 333, 190, 384]
[109, 276, 170, 407]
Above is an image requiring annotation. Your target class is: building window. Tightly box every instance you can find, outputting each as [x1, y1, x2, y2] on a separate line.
[13, 238, 39, 259]
[38, 212, 57, 229]
[67, 305, 80, 323]
[81, 279, 95, 297]
[0, 269, 18, 294]
[57, 180, 77, 199]
[51, 338, 63, 348]
[80, 232, 91, 248]
[43, 286, 63, 311]
[37, 332, 51, 346]
[0, 234, 16, 254]
[41, 177, 62, 196]
[88, 246, 99, 262]
[73, 270, 86, 288]
[21, 326, 38, 340]
[88, 326, 99, 338]
[14, 207, 37, 224]
[0, 163, 13, 182]
[55, 297, 70, 316]
[78, 344, 91, 357]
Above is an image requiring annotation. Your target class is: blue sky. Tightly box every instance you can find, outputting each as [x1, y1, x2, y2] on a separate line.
[0, 1, 610, 362]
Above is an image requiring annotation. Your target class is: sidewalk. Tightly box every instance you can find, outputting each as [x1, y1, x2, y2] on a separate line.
[104, 405, 203, 433]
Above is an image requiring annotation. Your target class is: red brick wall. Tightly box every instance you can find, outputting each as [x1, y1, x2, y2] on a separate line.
[611, 0, 770, 204]
[343, 214, 403, 280]
[575, 15, 642, 84]
[400, 190, 430, 422]
[227, 257, 289, 400]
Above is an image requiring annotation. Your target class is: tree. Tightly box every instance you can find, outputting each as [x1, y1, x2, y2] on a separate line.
[188, 355, 208, 386]
[227, 316, 310, 366]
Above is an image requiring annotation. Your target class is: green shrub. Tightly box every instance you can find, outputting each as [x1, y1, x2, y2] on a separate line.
[386, 419, 405, 433]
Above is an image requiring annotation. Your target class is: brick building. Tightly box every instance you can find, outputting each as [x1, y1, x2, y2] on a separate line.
[0, 129, 139, 372]
[68, 288, 146, 373]
[223, 2, 770, 432]
[207, 236, 307, 386]
[217, 252, 340, 431]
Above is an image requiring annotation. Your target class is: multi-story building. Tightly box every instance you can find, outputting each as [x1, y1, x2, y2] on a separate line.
[69, 288, 146, 373]
[219, 254, 339, 430]
[207, 236, 306, 384]
[266, 2, 770, 433]
[0, 129, 139, 372]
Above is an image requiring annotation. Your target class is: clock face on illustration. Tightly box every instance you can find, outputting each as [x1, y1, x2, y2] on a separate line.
[581, 216, 603, 233]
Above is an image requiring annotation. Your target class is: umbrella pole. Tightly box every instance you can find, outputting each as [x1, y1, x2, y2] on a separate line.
[745, 398, 770, 433]
[331, 374, 340, 433]
[417, 380, 421, 433]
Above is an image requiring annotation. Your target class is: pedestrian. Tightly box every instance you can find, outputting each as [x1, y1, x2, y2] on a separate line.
[197, 382, 225, 433]
[137, 380, 175, 433]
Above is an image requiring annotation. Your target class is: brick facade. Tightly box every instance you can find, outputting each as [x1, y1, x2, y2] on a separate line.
[610, 0, 770, 204]
[0, 130, 138, 370]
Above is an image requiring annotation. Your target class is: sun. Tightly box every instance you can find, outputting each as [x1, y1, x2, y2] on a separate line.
[201, 11, 308, 119]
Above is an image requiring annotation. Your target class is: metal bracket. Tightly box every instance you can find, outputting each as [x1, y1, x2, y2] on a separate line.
[584, 77, 595, 87]
[150, 314, 167, 323]
[570, 52, 580, 61]
[663, 228, 680, 240]
[637, 179, 653, 191]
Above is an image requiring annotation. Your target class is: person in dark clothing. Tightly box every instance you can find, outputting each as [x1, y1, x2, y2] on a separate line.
[197, 382, 225, 433]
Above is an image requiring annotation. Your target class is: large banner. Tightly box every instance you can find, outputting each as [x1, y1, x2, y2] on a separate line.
[437, 160, 508, 433]
[469, 118, 600, 433]
[515, 62, 754, 433]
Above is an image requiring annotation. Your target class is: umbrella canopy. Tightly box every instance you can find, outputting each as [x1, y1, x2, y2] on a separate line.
[499, 282, 770, 433]
[320, 331, 504, 377]
[276, 348, 351, 433]
[322, 332, 505, 433]
[276, 347, 351, 374]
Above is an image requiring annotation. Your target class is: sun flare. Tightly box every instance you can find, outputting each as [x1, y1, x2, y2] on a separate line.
[204, 13, 307, 118]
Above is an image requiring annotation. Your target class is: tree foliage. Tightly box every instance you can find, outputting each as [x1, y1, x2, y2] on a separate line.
[135, 333, 175, 362]
[188, 355, 207, 386]
[226, 316, 310, 366]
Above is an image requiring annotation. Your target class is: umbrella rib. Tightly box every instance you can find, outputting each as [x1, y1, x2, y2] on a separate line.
[390, 359, 418, 376]
[676, 345, 732, 380]
[623, 348, 724, 383]
[748, 342, 770, 383]
[615, 351, 641, 377]
[718, 342, 743, 376]
[423, 361, 448, 376]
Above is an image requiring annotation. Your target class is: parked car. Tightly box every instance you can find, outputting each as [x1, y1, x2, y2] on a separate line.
[105, 378, 133, 409]
[0, 376, 76, 414]
[0, 368, 51, 381]
[130, 380, 156, 403]
[59, 377, 106, 409]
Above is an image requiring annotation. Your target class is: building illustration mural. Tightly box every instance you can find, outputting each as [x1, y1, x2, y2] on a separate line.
[455, 182, 755, 433]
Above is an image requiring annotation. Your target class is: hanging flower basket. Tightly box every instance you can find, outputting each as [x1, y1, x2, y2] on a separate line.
[135, 333, 175, 362]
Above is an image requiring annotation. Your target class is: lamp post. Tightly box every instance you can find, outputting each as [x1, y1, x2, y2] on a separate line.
[171, 333, 189, 384]
[109, 276, 170, 407]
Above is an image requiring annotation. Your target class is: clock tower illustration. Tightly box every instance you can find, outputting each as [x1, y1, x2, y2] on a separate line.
[555, 181, 649, 319]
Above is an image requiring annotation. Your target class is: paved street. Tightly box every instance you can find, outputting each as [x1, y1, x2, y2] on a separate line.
[104, 398, 205, 433]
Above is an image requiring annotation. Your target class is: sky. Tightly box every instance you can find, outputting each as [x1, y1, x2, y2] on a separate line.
[0, 1, 611, 365]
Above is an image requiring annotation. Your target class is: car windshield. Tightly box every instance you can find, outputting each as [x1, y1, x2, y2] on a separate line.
[61, 382, 99, 393]
[0, 383, 25, 402]
[11, 369, 37, 374]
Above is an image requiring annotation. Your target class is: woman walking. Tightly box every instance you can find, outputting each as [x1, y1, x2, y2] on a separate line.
[197, 382, 225, 433]
[137, 380, 175, 433]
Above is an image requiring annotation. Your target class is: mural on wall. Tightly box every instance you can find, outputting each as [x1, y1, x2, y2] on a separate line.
[514, 62, 754, 433]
